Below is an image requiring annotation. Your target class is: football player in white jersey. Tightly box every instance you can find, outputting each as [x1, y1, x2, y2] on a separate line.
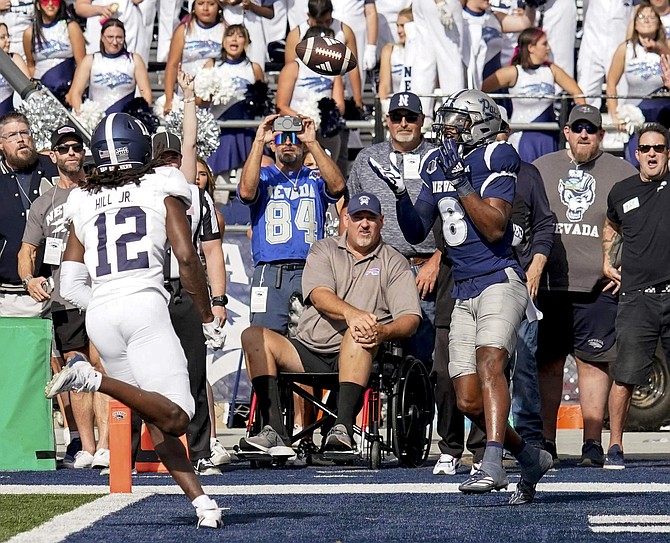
[45, 113, 226, 529]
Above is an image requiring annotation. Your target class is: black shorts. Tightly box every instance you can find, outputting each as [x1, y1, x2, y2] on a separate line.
[52, 308, 88, 353]
[537, 289, 617, 364]
[288, 338, 339, 373]
[612, 290, 670, 386]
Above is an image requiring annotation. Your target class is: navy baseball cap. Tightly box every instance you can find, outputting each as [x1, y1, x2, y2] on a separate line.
[389, 92, 423, 115]
[348, 192, 382, 216]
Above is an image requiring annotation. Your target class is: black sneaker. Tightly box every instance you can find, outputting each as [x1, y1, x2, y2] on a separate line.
[323, 424, 354, 452]
[604, 444, 625, 470]
[544, 439, 560, 466]
[579, 439, 604, 467]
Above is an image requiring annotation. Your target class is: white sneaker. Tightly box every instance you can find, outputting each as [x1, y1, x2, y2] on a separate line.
[45, 354, 101, 398]
[92, 448, 110, 469]
[433, 454, 461, 475]
[210, 439, 232, 466]
[470, 461, 482, 475]
[197, 507, 222, 529]
[73, 450, 94, 468]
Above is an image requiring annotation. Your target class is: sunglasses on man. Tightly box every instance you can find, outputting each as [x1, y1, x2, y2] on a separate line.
[570, 122, 599, 135]
[389, 111, 420, 124]
[274, 133, 300, 145]
[638, 144, 667, 154]
[54, 143, 84, 154]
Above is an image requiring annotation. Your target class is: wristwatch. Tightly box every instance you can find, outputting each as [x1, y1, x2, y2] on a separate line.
[22, 275, 34, 290]
[211, 295, 228, 307]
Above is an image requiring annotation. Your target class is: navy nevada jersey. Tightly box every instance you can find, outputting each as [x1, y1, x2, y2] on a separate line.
[415, 141, 522, 283]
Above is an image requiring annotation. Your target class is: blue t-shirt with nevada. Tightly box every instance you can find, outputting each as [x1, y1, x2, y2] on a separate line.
[239, 165, 339, 266]
[396, 140, 524, 299]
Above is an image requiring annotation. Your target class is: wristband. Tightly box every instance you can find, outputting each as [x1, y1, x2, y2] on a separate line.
[183, 97, 195, 104]
[454, 178, 476, 199]
[211, 295, 228, 307]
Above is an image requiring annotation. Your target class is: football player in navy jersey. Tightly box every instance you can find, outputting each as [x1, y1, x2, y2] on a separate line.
[371, 89, 553, 503]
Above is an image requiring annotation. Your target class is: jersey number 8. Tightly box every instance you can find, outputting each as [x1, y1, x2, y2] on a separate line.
[438, 197, 468, 246]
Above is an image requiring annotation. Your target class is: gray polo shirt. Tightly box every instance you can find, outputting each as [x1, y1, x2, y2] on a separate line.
[295, 233, 422, 353]
[348, 140, 437, 257]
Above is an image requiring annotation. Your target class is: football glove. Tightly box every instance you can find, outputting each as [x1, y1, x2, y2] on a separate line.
[203, 318, 226, 350]
[368, 155, 407, 198]
[437, 138, 475, 197]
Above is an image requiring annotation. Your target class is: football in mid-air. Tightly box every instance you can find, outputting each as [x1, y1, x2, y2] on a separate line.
[295, 36, 357, 77]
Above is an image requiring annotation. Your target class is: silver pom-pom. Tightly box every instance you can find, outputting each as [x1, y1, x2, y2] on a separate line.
[17, 90, 69, 151]
[164, 106, 220, 158]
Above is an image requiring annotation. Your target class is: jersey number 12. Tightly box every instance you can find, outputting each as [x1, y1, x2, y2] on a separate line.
[94, 206, 150, 277]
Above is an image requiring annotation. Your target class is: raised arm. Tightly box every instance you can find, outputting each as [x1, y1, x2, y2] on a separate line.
[178, 67, 197, 182]
[238, 114, 279, 201]
[163, 24, 186, 114]
[298, 117, 345, 197]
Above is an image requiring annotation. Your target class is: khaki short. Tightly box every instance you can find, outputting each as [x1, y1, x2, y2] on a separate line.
[448, 268, 529, 379]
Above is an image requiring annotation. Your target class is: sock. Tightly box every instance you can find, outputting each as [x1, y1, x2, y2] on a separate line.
[251, 376, 289, 442]
[69, 431, 80, 441]
[514, 441, 550, 484]
[335, 382, 364, 436]
[192, 494, 218, 511]
[481, 441, 504, 473]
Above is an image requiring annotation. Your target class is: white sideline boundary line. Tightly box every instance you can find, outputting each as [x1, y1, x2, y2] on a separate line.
[4, 482, 670, 495]
[6, 493, 147, 543]
[5, 483, 670, 542]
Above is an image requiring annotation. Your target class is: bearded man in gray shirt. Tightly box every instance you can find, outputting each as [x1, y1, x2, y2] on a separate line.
[347, 91, 438, 363]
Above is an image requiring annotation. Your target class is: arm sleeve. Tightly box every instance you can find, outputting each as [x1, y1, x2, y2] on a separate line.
[161, 167, 193, 207]
[60, 260, 92, 310]
[22, 194, 46, 246]
[606, 189, 621, 225]
[199, 190, 221, 242]
[526, 164, 554, 258]
[301, 240, 337, 303]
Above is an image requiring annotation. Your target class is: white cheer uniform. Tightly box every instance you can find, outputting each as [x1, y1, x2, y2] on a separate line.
[577, 0, 635, 107]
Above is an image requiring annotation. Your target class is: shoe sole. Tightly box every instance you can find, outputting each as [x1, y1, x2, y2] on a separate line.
[197, 519, 222, 529]
[211, 455, 232, 466]
[579, 459, 604, 467]
[45, 368, 75, 399]
[459, 484, 508, 494]
[433, 464, 460, 476]
[603, 464, 625, 470]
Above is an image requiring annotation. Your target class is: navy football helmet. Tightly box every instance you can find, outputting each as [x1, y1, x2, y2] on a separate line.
[433, 89, 503, 147]
[91, 113, 151, 173]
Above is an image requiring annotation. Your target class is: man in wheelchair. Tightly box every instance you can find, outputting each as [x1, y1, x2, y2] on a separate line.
[239, 192, 422, 455]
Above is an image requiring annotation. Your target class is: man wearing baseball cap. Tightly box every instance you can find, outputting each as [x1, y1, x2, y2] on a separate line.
[18, 122, 111, 469]
[240, 191, 422, 455]
[532, 103, 639, 467]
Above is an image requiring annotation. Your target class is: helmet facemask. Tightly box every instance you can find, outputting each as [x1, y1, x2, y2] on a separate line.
[432, 108, 473, 146]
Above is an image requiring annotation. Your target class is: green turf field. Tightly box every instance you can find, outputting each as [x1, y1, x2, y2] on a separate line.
[0, 494, 101, 541]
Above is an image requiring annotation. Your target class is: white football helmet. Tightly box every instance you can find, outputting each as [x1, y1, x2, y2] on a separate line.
[433, 89, 503, 147]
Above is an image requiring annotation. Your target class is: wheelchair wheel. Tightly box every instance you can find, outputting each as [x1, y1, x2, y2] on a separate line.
[370, 440, 382, 470]
[391, 356, 434, 467]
